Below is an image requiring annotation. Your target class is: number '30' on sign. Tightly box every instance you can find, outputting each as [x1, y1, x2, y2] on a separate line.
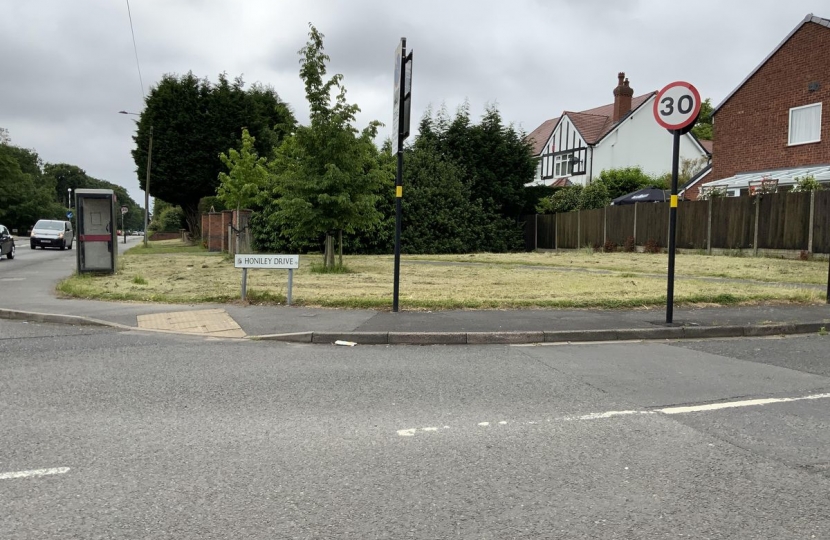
[653, 81, 701, 131]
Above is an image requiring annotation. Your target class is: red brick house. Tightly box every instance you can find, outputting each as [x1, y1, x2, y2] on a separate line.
[703, 14, 830, 194]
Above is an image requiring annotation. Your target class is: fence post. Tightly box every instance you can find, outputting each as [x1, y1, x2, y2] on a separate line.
[753, 197, 760, 256]
[707, 197, 713, 255]
[534, 214, 538, 251]
[603, 206, 607, 248]
[554, 214, 559, 251]
[633, 203, 638, 244]
[808, 190, 816, 254]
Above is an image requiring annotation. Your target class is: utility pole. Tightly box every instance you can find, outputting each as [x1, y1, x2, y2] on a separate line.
[144, 126, 153, 247]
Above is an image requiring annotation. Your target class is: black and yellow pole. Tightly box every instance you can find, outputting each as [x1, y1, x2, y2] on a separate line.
[392, 39, 406, 313]
[666, 130, 681, 324]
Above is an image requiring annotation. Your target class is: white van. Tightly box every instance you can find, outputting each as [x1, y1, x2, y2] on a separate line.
[30, 219, 74, 250]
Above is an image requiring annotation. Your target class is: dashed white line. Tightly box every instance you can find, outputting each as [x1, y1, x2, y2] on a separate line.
[396, 392, 830, 436]
[0, 467, 70, 480]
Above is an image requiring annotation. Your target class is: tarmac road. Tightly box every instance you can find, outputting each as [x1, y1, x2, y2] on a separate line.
[1, 320, 829, 539]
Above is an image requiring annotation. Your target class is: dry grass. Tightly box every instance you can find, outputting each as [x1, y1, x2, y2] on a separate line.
[57, 240, 825, 310]
[407, 251, 829, 285]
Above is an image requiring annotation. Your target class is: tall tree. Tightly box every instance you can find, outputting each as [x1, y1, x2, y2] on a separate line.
[263, 25, 388, 267]
[43, 164, 145, 231]
[218, 128, 269, 216]
[0, 144, 64, 232]
[131, 73, 295, 234]
[692, 98, 713, 141]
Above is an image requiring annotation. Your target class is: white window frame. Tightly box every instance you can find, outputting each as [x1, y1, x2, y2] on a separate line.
[554, 153, 573, 178]
[788, 103, 822, 146]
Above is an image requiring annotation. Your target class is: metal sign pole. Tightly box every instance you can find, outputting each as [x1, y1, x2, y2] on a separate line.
[288, 268, 294, 306]
[241, 268, 248, 301]
[666, 130, 681, 324]
[392, 38, 406, 313]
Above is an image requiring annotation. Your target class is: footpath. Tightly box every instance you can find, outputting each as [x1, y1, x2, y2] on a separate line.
[1, 237, 828, 344]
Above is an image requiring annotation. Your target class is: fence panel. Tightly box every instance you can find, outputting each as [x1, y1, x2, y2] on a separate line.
[558, 211, 579, 249]
[536, 214, 556, 249]
[813, 190, 830, 254]
[676, 200, 709, 249]
[581, 208, 604, 248]
[520, 215, 536, 251]
[757, 192, 811, 250]
[605, 205, 636, 246]
[710, 197, 754, 249]
[636, 202, 670, 248]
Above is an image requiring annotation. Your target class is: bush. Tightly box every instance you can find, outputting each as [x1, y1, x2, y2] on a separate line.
[644, 239, 661, 254]
[604, 240, 617, 253]
[623, 236, 636, 252]
[799, 250, 811, 261]
[592, 242, 602, 253]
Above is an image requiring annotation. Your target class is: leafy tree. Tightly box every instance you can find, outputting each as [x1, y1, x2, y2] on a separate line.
[692, 98, 713, 141]
[0, 144, 64, 232]
[44, 164, 145, 231]
[262, 25, 389, 267]
[132, 72, 296, 234]
[0, 127, 9, 145]
[218, 129, 269, 214]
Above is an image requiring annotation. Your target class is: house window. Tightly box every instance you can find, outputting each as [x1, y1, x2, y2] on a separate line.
[788, 103, 822, 145]
[554, 153, 574, 177]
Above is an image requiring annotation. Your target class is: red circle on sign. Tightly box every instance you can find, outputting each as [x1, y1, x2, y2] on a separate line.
[653, 81, 701, 131]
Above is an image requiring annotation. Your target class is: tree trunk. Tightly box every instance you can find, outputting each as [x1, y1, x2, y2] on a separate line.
[338, 230, 343, 267]
[182, 203, 201, 238]
[324, 233, 335, 268]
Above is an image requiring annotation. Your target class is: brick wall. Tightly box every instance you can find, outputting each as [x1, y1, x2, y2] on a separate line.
[206, 212, 223, 252]
[712, 21, 830, 180]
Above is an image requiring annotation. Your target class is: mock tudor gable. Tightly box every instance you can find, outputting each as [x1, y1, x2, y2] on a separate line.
[528, 73, 710, 187]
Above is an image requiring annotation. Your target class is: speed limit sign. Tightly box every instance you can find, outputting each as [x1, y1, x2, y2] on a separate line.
[653, 81, 701, 131]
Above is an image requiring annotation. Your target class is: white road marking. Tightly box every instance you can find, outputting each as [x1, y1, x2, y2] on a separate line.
[396, 392, 830, 437]
[566, 410, 653, 421]
[659, 392, 830, 415]
[0, 467, 70, 480]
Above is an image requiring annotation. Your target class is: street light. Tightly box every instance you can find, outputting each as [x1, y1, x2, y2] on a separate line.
[119, 110, 152, 246]
[67, 187, 72, 208]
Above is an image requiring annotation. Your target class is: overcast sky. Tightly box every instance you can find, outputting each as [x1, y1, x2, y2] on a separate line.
[1, 0, 826, 204]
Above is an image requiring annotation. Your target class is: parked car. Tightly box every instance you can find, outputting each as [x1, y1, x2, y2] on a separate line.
[30, 219, 74, 250]
[0, 224, 15, 259]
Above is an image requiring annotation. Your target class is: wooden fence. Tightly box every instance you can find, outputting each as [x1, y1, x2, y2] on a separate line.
[522, 190, 830, 254]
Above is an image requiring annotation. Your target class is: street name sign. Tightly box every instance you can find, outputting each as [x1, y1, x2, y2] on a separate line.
[234, 254, 299, 269]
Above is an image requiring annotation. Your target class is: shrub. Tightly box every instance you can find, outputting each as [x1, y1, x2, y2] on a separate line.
[603, 240, 617, 253]
[644, 239, 661, 254]
[799, 250, 811, 261]
[623, 236, 636, 253]
[592, 242, 602, 253]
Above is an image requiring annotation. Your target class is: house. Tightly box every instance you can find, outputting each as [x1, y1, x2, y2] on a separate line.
[701, 14, 830, 196]
[527, 73, 710, 187]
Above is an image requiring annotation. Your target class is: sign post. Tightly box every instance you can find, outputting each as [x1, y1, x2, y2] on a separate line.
[121, 206, 128, 244]
[234, 254, 299, 305]
[653, 81, 701, 324]
[392, 38, 413, 313]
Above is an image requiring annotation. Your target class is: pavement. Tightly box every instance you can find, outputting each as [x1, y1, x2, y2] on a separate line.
[1, 235, 829, 344]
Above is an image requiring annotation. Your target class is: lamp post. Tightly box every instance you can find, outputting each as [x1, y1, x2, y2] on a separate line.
[67, 187, 72, 208]
[119, 110, 152, 247]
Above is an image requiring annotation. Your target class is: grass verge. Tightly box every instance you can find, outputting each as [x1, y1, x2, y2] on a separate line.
[56, 246, 826, 310]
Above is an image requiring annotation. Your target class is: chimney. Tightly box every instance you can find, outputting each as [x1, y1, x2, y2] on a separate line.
[613, 72, 634, 122]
